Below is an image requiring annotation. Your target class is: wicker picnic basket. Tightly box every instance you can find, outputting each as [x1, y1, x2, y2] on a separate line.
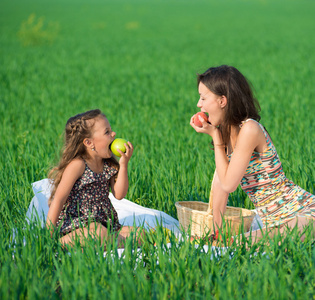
[175, 173, 256, 237]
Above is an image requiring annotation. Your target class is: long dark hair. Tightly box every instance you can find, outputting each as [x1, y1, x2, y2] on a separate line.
[197, 65, 261, 147]
[48, 109, 119, 206]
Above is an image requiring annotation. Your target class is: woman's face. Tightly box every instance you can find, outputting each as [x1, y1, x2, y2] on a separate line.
[197, 82, 225, 127]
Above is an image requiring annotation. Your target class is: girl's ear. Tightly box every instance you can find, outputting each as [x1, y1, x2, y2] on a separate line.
[83, 138, 93, 149]
[219, 95, 227, 109]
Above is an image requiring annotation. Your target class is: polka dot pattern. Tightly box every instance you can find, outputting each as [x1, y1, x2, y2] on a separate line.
[56, 160, 121, 235]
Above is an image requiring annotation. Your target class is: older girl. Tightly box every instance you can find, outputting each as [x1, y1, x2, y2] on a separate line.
[190, 65, 314, 241]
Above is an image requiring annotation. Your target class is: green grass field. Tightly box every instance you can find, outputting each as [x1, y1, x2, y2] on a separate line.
[1, 0, 315, 298]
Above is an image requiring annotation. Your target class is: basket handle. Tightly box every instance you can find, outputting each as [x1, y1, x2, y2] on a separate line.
[207, 170, 216, 213]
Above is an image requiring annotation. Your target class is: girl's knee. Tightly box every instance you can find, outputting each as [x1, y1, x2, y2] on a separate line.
[99, 225, 108, 239]
[94, 222, 108, 240]
[85, 222, 108, 244]
[118, 226, 133, 238]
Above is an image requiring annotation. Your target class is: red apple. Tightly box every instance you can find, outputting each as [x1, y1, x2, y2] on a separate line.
[193, 112, 208, 127]
[110, 138, 128, 157]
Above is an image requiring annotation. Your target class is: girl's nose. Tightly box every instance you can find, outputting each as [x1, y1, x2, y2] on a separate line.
[197, 99, 202, 108]
[112, 131, 116, 138]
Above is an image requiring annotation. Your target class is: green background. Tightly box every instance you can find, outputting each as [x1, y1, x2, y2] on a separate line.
[1, 1, 314, 298]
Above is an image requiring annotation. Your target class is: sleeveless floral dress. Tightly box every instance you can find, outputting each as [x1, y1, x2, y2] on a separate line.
[236, 119, 314, 228]
[56, 160, 121, 236]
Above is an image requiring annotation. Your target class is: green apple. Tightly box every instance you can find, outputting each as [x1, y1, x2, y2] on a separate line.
[110, 138, 128, 157]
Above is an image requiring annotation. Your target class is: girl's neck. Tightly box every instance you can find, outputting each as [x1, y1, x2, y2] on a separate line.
[84, 156, 104, 174]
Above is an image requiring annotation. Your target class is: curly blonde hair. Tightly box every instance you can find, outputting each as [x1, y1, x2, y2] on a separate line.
[48, 109, 118, 206]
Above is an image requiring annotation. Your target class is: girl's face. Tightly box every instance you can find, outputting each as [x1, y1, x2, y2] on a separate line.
[197, 82, 225, 127]
[90, 116, 116, 158]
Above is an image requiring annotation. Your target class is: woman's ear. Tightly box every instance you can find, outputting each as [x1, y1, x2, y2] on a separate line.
[219, 95, 227, 109]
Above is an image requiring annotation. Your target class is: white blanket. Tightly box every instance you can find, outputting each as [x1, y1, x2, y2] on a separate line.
[26, 178, 263, 258]
[27, 179, 180, 233]
[28, 179, 263, 232]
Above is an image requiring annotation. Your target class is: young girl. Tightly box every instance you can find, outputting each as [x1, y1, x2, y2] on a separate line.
[46, 109, 135, 247]
[190, 65, 314, 241]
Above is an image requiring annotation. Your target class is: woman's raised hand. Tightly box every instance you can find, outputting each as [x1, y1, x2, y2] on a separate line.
[190, 114, 218, 137]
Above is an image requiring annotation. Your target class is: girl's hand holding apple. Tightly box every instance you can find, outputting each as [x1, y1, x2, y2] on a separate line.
[110, 138, 128, 157]
[110, 138, 133, 165]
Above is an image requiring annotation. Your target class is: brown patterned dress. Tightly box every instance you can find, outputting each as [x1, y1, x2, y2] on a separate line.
[56, 160, 122, 236]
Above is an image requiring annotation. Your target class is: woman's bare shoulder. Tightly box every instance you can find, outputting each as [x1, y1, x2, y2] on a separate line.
[240, 119, 262, 137]
[240, 119, 267, 151]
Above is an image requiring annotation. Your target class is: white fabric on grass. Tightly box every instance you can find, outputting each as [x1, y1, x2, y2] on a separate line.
[26, 178, 263, 259]
[27, 178, 180, 233]
[27, 178, 262, 232]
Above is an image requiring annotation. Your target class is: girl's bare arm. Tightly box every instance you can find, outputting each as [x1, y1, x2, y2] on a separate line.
[46, 159, 85, 228]
[110, 141, 134, 200]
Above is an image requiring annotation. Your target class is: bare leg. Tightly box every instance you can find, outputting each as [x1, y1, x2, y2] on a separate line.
[115, 226, 145, 248]
[241, 215, 314, 244]
[279, 215, 314, 241]
[60, 222, 108, 247]
[59, 223, 147, 249]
